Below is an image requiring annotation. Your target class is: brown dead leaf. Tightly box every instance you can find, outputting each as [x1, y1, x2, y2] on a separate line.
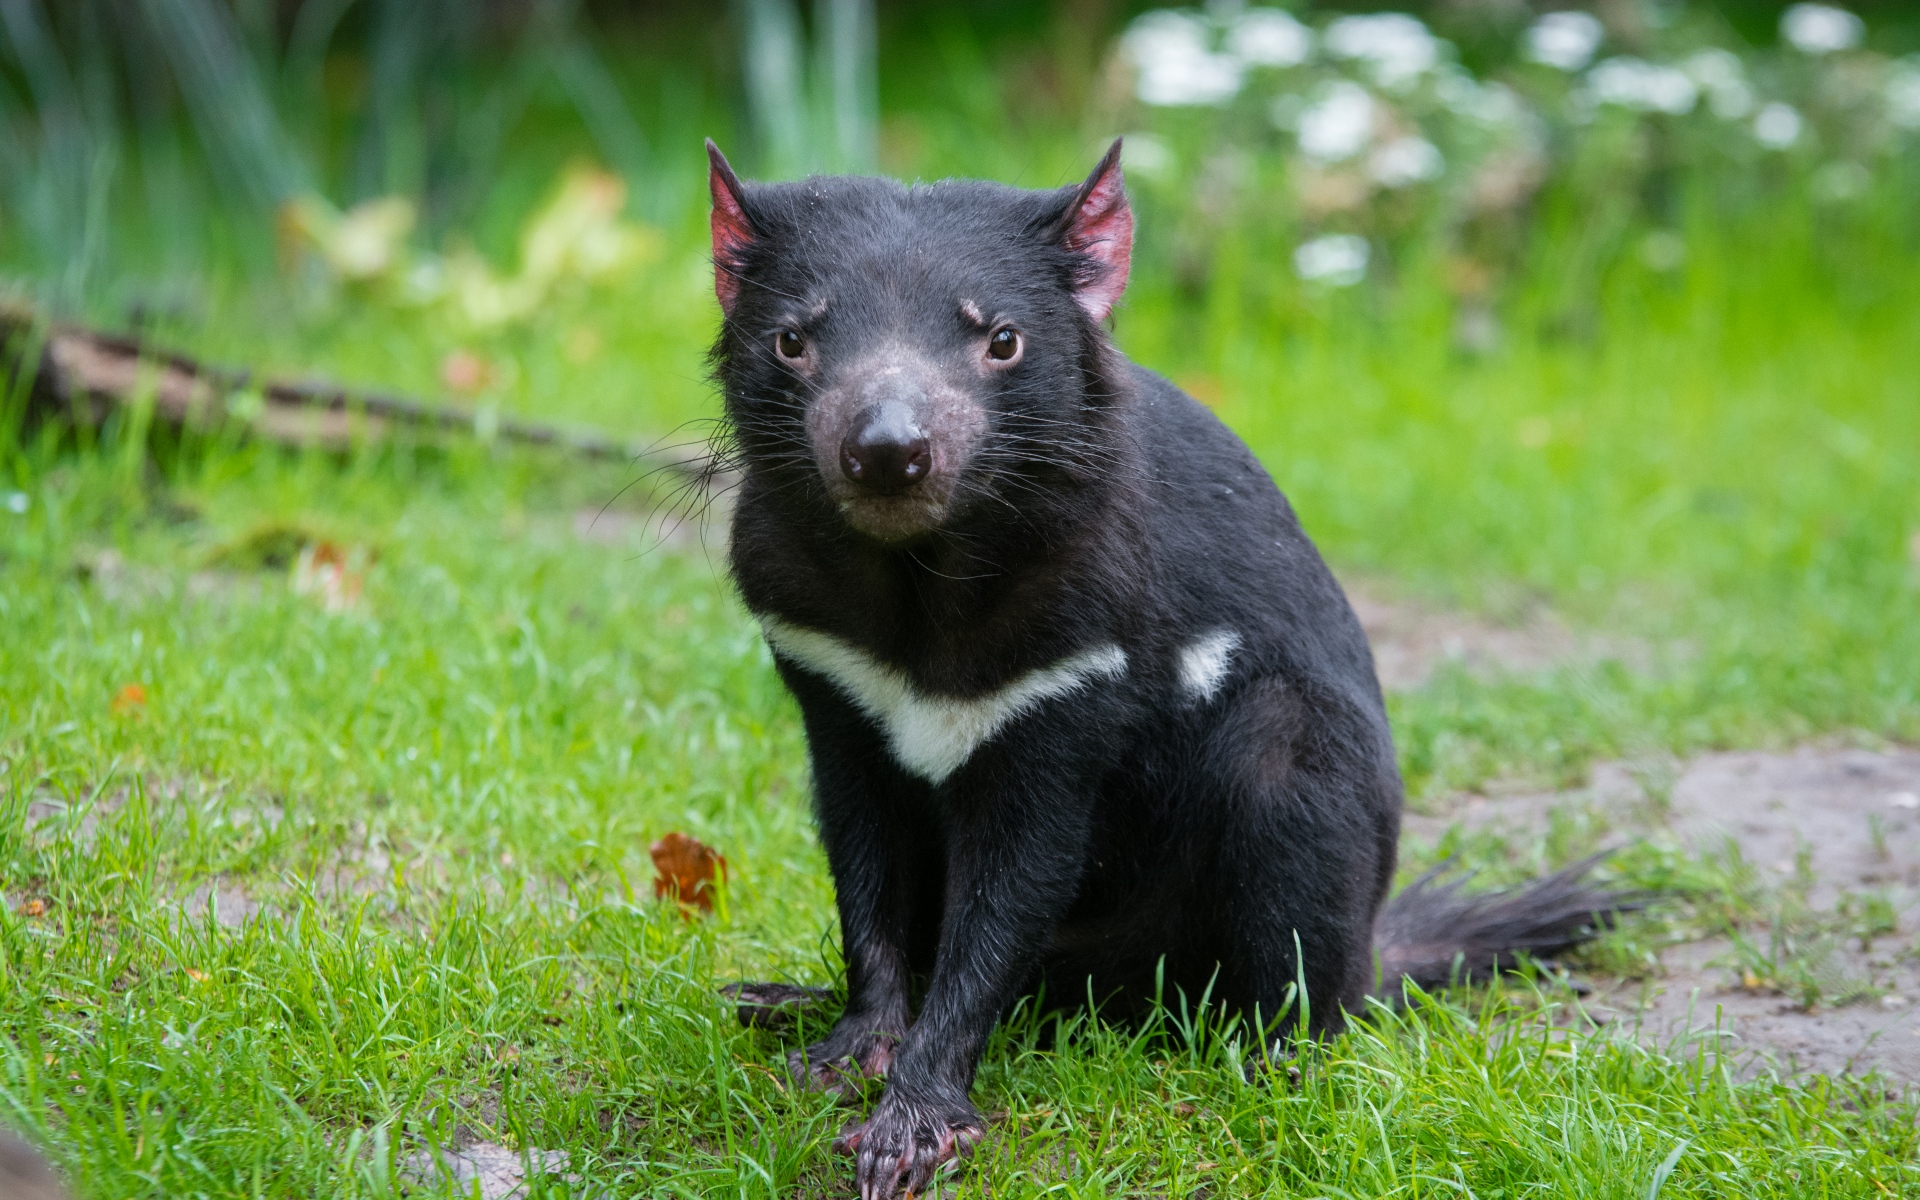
[650, 831, 727, 915]
[440, 349, 494, 395]
[16, 898, 46, 917]
[292, 541, 371, 614]
[185, 968, 207, 982]
[111, 683, 147, 714]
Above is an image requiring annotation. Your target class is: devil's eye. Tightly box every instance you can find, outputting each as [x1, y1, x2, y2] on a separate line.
[775, 328, 806, 359]
[987, 327, 1021, 362]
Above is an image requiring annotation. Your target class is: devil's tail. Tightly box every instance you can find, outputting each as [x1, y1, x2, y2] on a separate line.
[1372, 853, 1648, 995]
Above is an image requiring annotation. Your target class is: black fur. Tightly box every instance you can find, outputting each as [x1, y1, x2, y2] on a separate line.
[706, 143, 1635, 1198]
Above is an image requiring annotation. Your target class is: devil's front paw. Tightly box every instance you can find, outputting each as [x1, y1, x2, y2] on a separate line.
[834, 1091, 985, 1200]
[719, 981, 832, 1031]
[786, 1018, 902, 1098]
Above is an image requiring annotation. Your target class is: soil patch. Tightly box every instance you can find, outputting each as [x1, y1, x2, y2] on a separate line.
[1342, 579, 1647, 692]
[1407, 746, 1920, 1080]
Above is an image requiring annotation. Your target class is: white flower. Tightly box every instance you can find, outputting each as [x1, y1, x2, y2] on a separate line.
[1707, 79, 1755, 119]
[1753, 102, 1804, 148]
[1781, 4, 1864, 54]
[1524, 11, 1604, 72]
[1436, 70, 1527, 126]
[1123, 11, 1244, 106]
[1683, 49, 1755, 119]
[1229, 8, 1312, 67]
[1294, 234, 1370, 285]
[1369, 136, 1444, 187]
[403, 258, 446, 303]
[1887, 60, 1920, 129]
[1683, 48, 1743, 90]
[1296, 81, 1377, 163]
[1122, 11, 1207, 64]
[1587, 57, 1698, 114]
[1324, 13, 1440, 91]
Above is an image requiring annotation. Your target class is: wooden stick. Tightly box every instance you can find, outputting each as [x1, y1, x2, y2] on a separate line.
[0, 304, 713, 482]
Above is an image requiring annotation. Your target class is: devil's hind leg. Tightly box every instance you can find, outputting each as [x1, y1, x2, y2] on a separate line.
[1195, 676, 1400, 1038]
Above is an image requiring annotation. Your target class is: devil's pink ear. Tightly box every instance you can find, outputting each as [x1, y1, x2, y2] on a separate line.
[707, 139, 754, 315]
[1058, 139, 1133, 323]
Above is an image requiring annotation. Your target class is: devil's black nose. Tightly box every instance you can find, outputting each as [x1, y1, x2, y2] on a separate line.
[839, 405, 931, 495]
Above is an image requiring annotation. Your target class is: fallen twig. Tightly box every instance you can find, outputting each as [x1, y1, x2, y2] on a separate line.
[0, 303, 710, 482]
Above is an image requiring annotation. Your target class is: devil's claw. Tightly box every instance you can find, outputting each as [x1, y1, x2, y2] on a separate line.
[785, 1015, 903, 1099]
[840, 1097, 984, 1199]
[831, 1119, 865, 1156]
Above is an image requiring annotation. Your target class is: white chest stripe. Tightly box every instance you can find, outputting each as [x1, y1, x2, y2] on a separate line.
[1178, 629, 1242, 702]
[759, 617, 1129, 785]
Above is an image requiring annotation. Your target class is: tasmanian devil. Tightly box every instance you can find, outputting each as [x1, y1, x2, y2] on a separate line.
[705, 138, 1632, 1199]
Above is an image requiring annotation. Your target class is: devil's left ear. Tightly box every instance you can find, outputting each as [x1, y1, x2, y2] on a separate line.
[1055, 138, 1133, 323]
[707, 139, 755, 315]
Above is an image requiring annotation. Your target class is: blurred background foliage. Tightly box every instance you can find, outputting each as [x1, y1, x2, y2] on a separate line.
[3, 0, 1918, 704]
[3, 0, 1917, 327]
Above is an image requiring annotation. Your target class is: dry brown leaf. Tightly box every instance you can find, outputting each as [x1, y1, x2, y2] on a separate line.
[185, 969, 208, 982]
[16, 898, 46, 917]
[292, 541, 371, 613]
[111, 683, 146, 714]
[650, 831, 727, 915]
[440, 349, 494, 395]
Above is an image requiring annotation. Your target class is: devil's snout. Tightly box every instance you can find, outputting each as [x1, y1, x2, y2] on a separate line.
[839, 400, 932, 495]
[809, 358, 984, 542]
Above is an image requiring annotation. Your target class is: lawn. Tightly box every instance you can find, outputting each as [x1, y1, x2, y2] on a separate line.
[6, 1, 1920, 1196]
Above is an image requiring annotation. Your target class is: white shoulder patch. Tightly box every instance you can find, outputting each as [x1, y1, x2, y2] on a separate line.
[1178, 629, 1242, 702]
[759, 617, 1128, 785]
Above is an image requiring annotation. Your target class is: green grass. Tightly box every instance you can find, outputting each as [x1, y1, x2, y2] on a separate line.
[2, 440, 1917, 1196]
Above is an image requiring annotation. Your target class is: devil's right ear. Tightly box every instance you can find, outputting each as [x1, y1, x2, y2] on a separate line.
[707, 140, 755, 315]
[1054, 138, 1132, 323]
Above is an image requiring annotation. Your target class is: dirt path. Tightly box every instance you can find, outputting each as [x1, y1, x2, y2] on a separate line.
[1339, 577, 1653, 692]
[1406, 747, 1920, 1081]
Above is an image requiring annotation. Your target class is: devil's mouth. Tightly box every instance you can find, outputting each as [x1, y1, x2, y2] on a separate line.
[835, 490, 949, 543]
